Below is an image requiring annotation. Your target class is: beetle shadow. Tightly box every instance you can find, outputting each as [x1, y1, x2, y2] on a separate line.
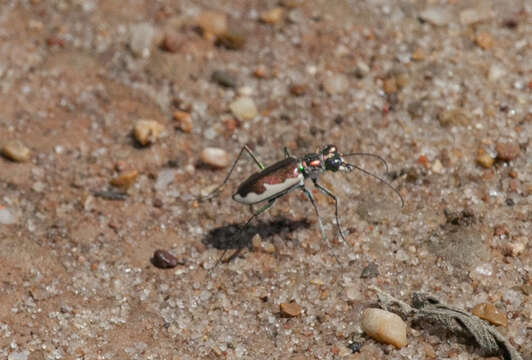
[202, 217, 311, 251]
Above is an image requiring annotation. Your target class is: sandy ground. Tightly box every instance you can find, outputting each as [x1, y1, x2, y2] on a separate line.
[0, 0, 530, 359]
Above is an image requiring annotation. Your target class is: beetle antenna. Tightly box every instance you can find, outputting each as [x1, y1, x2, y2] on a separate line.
[343, 152, 389, 173]
[348, 163, 404, 208]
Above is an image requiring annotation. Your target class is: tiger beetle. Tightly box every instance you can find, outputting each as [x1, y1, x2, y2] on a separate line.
[201, 144, 404, 262]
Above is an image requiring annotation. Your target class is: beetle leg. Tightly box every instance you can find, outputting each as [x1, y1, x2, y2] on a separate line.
[301, 187, 326, 241]
[283, 146, 291, 158]
[312, 179, 346, 243]
[200, 145, 264, 201]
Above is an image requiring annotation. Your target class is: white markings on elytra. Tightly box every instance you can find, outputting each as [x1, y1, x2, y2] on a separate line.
[233, 173, 304, 205]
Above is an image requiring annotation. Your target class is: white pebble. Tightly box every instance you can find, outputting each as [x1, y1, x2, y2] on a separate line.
[129, 23, 156, 58]
[154, 169, 176, 190]
[419, 6, 453, 26]
[0, 206, 17, 225]
[230, 97, 258, 121]
[201, 148, 230, 169]
[323, 73, 349, 95]
[8, 351, 28, 360]
[361, 308, 408, 348]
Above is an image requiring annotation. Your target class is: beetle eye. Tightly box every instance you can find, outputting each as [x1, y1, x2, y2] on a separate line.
[326, 157, 342, 171]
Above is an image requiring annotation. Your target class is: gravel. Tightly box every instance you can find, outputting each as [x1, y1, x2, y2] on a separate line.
[0, 1, 530, 359]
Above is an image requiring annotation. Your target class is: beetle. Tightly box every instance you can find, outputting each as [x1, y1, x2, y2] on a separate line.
[200, 144, 403, 257]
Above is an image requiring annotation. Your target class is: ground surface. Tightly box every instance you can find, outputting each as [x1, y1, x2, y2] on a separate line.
[0, 0, 530, 359]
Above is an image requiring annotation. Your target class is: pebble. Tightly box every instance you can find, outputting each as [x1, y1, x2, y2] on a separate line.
[197, 11, 228, 39]
[200, 147, 230, 169]
[323, 73, 349, 95]
[280, 302, 302, 317]
[129, 23, 156, 58]
[289, 83, 306, 96]
[2, 141, 31, 162]
[211, 70, 237, 88]
[501, 238, 525, 257]
[162, 31, 179, 53]
[216, 27, 246, 50]
[133, 120, 164, 146]
[0, 205, 17, 225]
[8, 351, 28, 360]
[495, 142, 520, 161]
[262, 242, 275, 254]
[173, 110, 192, 133]
[260, 7, 284, 24]
[460, 6, 493, 25]
[361, 308, 408, 348]
[475, 32, 494, 50]
[471, 303, 507, 327]
[154, 169, 176, 190]
[438, 108, 471, 127]
[110, 170, 138, 189]
[251, 233, 262, 250]
[253, 65, 267, 79]
[411, 48, 425, 61]
[230, 97, 258, 120]
[419, 6, 453, 26]
[476, 148, 494, 168]
[360, 262, 379, 279]
[152, 249, 178, 269]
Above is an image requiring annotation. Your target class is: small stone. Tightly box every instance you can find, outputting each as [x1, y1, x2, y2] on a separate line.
[354, 60, 370, 78]
[162, 31, 180, 53]
[251, 234, 262, 250]
[475, 32, 494, 50]
[476, 148, 494, 168]
[110, 170, 138, 189]
[280, 301, 302, 317]
[472, 303, 507, 327]
[0, 205, 17, 225]
[262, 242, 275, 254]
[431, 159, 443, 174]
[411, 48, 425, 61]
[438, 108, 471, 127]
[253, 65, 267, 79]
[152, 249, 178, 269]
[211, 70, 237, 88]
[501, 238, 526, 257]
[2, 141, 31, 162]
[289, 83, 306, 96]
[361, 308, 408, 348]
[129, 23, 156, 58]
[173, 110, 192, 133]
[260, 7, 284, 24]
[382, 77, 397, 94]
[8, 351, 28, 360]
[323, 73, 349, 95]
[133, 120, 164, 146]
[154, 169, 176, 190]
[197, 11, 228, 38]
[419, 6, 453, 26]
[495, 142, 520, 161]
[200, 147, 230, 169]
[230, 97, 258, 121]
[488, 63, 506, 81]
[216, 27, 246, 50]
[460, 6, 493, 25]
[360, 262, 379, 279]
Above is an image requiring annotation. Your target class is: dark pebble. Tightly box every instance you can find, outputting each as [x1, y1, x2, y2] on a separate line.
[152, 249, 178, 269]
[211, 70, 237, 88]
[360, 262, 379, 279]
